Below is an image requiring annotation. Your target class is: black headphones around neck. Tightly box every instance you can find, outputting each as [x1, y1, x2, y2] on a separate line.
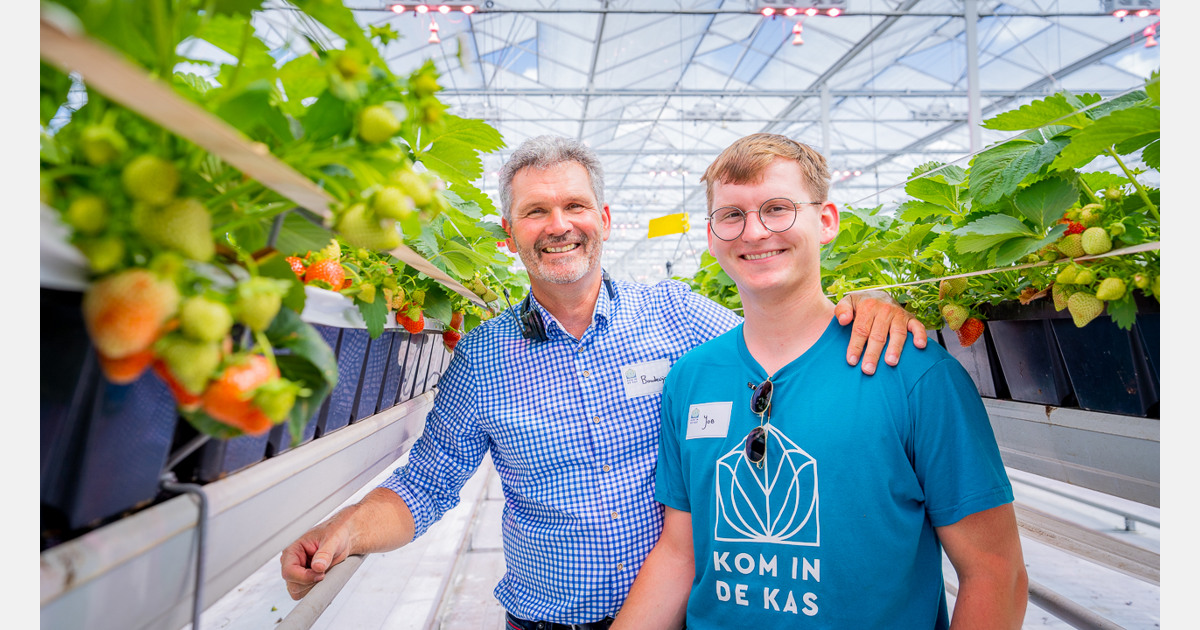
[512, 271, 616, 341]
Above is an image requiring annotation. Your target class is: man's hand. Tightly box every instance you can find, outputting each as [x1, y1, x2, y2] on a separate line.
[280, 518, 354, 601]
[834, 290, 927, 375]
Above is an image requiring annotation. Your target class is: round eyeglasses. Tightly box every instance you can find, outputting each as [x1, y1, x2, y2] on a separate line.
[706, 198, 821, 241]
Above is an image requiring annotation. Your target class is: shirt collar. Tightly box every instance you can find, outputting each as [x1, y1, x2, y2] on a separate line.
[526, 270, 616, 337]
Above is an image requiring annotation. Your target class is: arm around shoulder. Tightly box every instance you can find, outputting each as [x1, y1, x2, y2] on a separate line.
[280, 487, 416, 601]
[937, 503, 1028, 629]
[612, 506, 695, 630]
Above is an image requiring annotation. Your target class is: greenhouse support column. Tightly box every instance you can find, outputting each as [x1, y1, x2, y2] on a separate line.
[820, 84, 831, 156]
[965, 0, 981, 152]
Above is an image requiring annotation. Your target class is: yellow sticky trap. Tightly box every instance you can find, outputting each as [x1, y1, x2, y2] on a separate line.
[647, 212, 691, 238]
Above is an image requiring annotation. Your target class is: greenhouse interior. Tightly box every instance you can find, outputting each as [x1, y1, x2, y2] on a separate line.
[35, 0, 1183, 629]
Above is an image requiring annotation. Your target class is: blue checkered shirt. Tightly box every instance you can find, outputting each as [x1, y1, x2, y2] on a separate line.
[380, 276, 741, 623]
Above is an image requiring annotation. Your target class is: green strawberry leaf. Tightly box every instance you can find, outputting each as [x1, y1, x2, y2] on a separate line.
[196, 13, 271, 60]
[355, 293, 388, 338]
[1051, 107, 1159, 170]
[274, 211, 335, 256]
[277, 55, 328, 115]
[181, 408, 246, 440]
[422, 284, 454, 326]
[274, 355, 327, 447]
[982, 93, 1090, 131]
[1141, 140, 1160, 171]
[214, 80, 293, 143]
[299, 91, 353, 142]
[1012, 176, 1077, 231]
[290, 0, 388, 70]
[993, 225, 1066, 267]
[1145, 72, 1160, 106]
[952, 214, 1038, 254]
[1106, 294, 1137, 331]
[905, 176, 959, 211]
[898, 200, 955, 223]
[968, 136, 1070, 206]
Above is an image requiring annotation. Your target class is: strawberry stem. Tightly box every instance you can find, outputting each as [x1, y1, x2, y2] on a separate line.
[1105, 148, 1159, 221]
[1077, 178, 1102, 205]
[254, 331, 278, 373]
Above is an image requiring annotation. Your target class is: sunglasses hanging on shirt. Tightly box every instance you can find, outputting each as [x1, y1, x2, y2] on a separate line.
[745, 378, 773, 469]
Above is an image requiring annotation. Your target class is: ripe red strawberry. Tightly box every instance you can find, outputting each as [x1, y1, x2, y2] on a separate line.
[1067, 292, 1104, 328]
[1064, 220, 1086, 236]
[82, 268, 180, 359]
[286, 256, 307, 281]
[397, 304, 425, 334]
[97, 347, 156, 384]
[201, 354, 280, 435]
[305, 258, 346, 291]
[941, 303, 968, 331]
[957, 318, 985, 347]
[450, 310, 464, 331]
[152, 358, 203, 410]
[442, 328, 461, 351]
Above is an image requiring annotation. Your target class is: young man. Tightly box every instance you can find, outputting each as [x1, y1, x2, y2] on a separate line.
[279, 136, 928, 628]
[615, 133, 1027, 629]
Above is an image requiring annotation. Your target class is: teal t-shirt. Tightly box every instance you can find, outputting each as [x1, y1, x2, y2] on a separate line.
[656, 318, 1013, 629]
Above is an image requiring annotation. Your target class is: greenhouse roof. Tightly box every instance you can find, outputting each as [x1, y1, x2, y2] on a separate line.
[255, 0, 1160, 283]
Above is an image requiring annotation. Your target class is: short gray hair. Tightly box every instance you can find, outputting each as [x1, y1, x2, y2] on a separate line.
[498, 135, 605, 223]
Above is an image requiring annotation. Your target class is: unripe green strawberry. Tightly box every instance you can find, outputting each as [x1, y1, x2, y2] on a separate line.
[253, 377, 305, 422]
[137, 197, 215, 261]
[930, 263, 946, 276]
[157, 335, 223, 395]
[412, 72, 440, 97]
[1073, 268, 1096, 285]
[1096, 277, 1127, 301]
[390, 168, 433, 207]
[941, 303, 968, 331]
[1051, 282, 1070, 312]
[1103, 187, 1124, 201]
[235, 277, 288, 332]
[67, 194, 109, 235]
[1055, 266, 1078, 285]
[938, 277, 968, 300]
[1067, 292, 1104, 328]
[79, 125, 127, 166]
[1081, 227, 1112, 255]
[1057, 234, 1085, 258]
[180, 296, 233, 342]
[1041, 249, 1060, 262]
[1078, 204, 1103, 227]
[1108, 222, 1126, 237]
[371, 186, 416, 221]
[333, 49, 367, 81]
[359, 282, 377, 304]
[81, 236, 125, 273]
[1133, 273, 1150, 290]
[420, 97, 445, 125]
[335, 203, 401, 251]
[1021, 254, 1040, 264]
[1151, 275, 1159, 301]
[121, 154, 179, 206]
[358, 105, 401, 144]
[411, 288, 426, 306]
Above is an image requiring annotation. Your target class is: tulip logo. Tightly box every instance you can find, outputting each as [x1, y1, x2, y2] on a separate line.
[715, 427, 819, 546]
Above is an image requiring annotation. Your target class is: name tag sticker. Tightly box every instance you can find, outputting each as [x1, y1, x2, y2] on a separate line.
[686, 402, 732, 439]
[621, 359, 671, 398]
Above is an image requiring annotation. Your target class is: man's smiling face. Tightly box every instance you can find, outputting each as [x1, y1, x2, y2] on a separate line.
[503, 161, 611, 287]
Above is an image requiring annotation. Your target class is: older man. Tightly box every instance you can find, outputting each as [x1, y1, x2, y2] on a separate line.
[280, 136, 926, 629]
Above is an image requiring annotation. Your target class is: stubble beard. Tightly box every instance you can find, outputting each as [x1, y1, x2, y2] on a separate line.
[516, 232, 602, 285]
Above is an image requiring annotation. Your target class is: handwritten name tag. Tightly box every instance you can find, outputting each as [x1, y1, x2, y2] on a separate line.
[621, 359, 671, 398]
[686, 402, 732, 439]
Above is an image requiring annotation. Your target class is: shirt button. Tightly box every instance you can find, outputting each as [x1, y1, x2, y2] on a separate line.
[592, 415, 601, 424]
[617, 562, 624, 571]
[582, 369, 591, 377]
[602, 464, 611, 472]
[611, 511, 619, 520]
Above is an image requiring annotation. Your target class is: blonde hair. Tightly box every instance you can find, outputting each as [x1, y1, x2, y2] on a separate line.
[701, 133, 830, 212]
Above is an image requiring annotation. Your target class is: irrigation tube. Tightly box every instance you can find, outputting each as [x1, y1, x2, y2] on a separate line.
[160, 475, 209, 630]
[1027, 579, 1126, 630]
[276, 555, 366, 630]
